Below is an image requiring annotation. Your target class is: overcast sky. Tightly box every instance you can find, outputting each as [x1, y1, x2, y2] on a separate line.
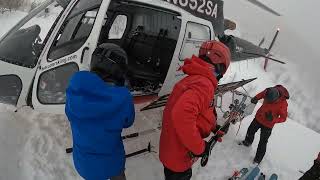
[224, 0, 320, 101]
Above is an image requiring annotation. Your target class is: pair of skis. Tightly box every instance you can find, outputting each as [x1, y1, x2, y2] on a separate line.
[229, 166, 278, 180]
[141, 78, 257, 111]
[198, 94, 249, 167]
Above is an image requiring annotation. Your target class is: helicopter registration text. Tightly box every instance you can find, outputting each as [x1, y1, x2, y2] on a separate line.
[164, 0, 218, 18]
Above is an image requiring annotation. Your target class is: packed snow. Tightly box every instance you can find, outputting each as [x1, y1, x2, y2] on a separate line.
[1, 86, 320, 180]
[1, 3, 320, 180]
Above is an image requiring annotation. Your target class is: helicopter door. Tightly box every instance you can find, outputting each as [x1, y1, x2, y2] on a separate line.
[158, 21, 213, 96]
[31, 0, 111, 114]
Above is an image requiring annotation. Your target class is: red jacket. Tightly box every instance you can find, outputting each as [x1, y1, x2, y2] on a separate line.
[317, 152, 320, 162]
[159, 56, 218, 172]
[254, 88, 288, 128]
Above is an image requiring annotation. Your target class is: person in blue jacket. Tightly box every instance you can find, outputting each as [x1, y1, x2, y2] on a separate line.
[65, 44, 135, 180]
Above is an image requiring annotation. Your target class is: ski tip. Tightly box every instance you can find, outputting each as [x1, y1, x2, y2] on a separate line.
[298, 170, 305, 174]
[66, 148, 73, 154]
[269, 173, 278, 180]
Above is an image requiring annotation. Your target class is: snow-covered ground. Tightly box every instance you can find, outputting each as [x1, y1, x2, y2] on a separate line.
[1, 57, 320, 180]
[1, 6, 320, 180]
[1, 91, 320, 180]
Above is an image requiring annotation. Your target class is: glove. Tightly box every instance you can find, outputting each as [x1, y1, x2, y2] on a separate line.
[193, 141, 210, 158]
[215, 130, 225, 142]
[265, 111, 273, 121]
[212, 124, 229, 135]
[212, 125, 221, 134]
[190, 132, 225, 158]
[251, 97, 258, 104]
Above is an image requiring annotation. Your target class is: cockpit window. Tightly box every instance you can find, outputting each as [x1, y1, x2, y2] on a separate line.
[48, 8, 100, 61]
[0, 0, 65, 68]
[47, 0, 103, 61]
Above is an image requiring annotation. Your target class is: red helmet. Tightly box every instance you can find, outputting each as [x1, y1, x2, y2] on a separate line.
[199, 41, 231, 75]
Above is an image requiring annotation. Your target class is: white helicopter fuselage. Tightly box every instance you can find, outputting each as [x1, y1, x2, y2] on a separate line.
[0, 0, 218, 114]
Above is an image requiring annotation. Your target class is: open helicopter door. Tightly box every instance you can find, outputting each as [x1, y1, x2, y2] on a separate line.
[158, 16, 214, 96]
[0, 0, 66, 108]
[141, 17, 214, 110]
[31, 0, 111, 114]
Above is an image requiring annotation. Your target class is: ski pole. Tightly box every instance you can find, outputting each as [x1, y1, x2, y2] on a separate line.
[67, 142, 152, 158]
[125, 142, 152, 158]
[66, 128, 157, 154]
[122, 128, 158, 140]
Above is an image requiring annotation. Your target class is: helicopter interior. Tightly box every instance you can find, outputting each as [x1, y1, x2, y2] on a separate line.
[98, 1, 182, 95]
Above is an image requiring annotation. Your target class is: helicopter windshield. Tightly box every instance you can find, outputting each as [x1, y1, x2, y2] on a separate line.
[0, 0, 67, 68]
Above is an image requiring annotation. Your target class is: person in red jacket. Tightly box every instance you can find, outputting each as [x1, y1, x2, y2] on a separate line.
[299, 152, 320, 180]
[159, 41, 231, 180]
[240, 85, 289, 164]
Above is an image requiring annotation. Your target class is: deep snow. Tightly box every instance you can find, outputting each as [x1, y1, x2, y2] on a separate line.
[1, 93, 320, 180]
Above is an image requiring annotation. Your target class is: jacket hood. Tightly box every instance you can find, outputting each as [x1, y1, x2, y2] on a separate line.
[180, 55, 218, 86]
[275, 85, 289, 100]
[66, 71, 130, 120]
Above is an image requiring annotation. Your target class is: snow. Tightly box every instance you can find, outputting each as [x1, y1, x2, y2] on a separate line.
[223, 59, 320, 134]
[1, 58, 320, 180]
[1, 5, 320, 180]
[1, 97, 320, 180]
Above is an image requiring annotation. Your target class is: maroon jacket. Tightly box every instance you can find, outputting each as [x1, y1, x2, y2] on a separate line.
[254, 88, 288, 128]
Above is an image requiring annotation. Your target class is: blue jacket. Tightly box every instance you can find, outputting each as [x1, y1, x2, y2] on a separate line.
[65, 71, 135, 180]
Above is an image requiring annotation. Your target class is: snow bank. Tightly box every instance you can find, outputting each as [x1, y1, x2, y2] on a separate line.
[0, 104, 80, 180]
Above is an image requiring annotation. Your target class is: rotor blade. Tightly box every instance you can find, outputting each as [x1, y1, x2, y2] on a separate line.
[258, 37, 265, 47]
[268, 28, 280, 51]
[224, 19, 237, 30]
[246, 0, 281, 16]
[242, 52, 286, 64]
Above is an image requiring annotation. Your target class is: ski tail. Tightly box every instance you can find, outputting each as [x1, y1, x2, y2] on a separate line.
[229, 168, 249, 180]
[258, 173, 266, 180]
[269, 174, 278, 180]
[243, 166, 260, 180]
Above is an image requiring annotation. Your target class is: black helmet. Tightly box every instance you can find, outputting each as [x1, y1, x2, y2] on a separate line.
[265, 87, 280, 103]
[91, 43, 128, 86]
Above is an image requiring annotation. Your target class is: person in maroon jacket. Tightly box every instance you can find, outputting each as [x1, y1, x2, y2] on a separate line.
[240, 85, 289, 164]
[299, 152, 320, 180]
[159, 41, 231, 180]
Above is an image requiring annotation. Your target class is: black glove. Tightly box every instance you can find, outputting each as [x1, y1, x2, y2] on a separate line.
[212, 125, 221, 134]
[265, 111, 273, 121]
[193, 141, 210, 158]
[212, 124, 230, 135]
[251, 97, 258, 104]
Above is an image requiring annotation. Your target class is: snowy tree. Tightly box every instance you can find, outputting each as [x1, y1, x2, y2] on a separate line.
[0, 0, 24, 11]
[30, 1, 39, 12]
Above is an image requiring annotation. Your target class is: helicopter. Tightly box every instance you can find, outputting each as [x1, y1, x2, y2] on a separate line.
[0, 0, 284, 114]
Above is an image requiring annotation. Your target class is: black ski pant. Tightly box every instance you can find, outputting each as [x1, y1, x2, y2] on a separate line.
[110, 171, 126, 180]
[299, 160, 320, 180]
[164, 166, 192, 180]
[244, 119, 272, 163]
